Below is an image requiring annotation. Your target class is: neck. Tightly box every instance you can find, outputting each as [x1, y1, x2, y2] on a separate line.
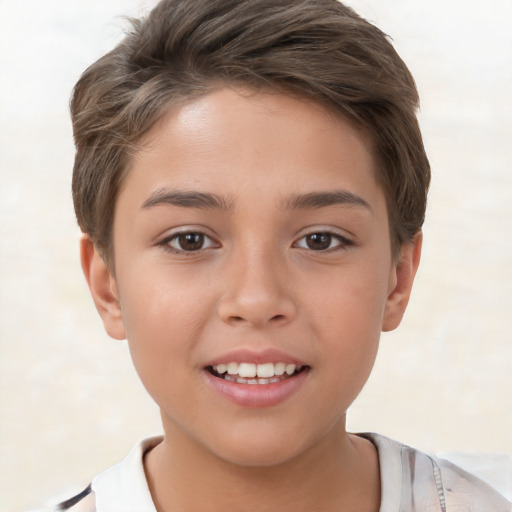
[144, 419, 380, 512]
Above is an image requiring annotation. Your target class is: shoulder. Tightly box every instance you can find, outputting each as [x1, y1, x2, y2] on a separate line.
[90, 436, 161, 512]
[39, 436, 162, 512]
[361, 433, 511, 511]
[42, 485, 96, 512]
[435, 456, 512, 511]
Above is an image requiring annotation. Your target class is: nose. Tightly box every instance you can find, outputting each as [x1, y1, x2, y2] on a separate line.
[217, 246, 297, 328]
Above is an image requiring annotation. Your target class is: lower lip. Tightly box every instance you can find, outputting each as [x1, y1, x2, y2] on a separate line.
[202, 368, 310, 408]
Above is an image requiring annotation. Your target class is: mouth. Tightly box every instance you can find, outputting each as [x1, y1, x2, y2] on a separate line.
[202, 350, 310, 407]
[206, 362, 308, 385]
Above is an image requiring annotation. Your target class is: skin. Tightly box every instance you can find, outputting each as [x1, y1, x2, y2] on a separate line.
[82, 87, 421, 512]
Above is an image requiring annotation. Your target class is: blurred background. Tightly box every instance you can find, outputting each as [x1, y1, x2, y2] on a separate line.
[0, 0, 511, 510]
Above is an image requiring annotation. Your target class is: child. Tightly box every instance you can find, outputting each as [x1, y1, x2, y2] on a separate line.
[55, 0, 511, 510]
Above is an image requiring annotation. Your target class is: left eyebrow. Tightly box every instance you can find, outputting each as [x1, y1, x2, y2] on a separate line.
[282, 190, 372, 212]
[141, 189, 235, 211]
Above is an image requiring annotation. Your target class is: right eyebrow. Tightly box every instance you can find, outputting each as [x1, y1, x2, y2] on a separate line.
[141, 189, 235, 211]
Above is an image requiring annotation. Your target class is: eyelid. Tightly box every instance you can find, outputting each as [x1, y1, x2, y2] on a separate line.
[158, 227, 220, 254]
[156, 226, 354, 254]
[293, 228, 354, 251]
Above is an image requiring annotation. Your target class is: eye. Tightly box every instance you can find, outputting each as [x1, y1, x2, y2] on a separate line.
[295, 232, 351, 251]
[165, 231, 218, 252]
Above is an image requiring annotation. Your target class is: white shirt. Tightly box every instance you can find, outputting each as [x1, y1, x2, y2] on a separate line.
[48, 434, 512, 511]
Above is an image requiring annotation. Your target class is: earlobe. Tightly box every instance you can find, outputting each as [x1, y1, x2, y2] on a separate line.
[382, 231, 422, 332]
[80, 237, 127, 340]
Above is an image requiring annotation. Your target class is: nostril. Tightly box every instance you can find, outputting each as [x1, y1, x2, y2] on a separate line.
[227, 314, 285, 325]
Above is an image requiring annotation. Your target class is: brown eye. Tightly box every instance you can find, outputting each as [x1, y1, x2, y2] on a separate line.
[295, 231, 352, 252]
[305, 233, 333, 250]
[167, 232, 217, 252]
[178, 233, 204, 251]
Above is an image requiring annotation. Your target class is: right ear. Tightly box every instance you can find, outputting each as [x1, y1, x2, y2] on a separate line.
[80, 237, 126, 340]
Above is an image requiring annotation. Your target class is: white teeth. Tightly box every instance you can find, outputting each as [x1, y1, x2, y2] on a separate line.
[238, 363, 257, 378]
[256, 363, 274, 378]
[285, 364, 296, 375]
[212, 361, 303, 380]
[274, 362, 286, 376]
[227, 362, 238, 375]
[216, 363, 227, 374]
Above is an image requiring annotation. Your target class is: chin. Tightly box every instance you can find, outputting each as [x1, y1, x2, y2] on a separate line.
[204, 423, 316, 468]
[217, 444, 300, 468]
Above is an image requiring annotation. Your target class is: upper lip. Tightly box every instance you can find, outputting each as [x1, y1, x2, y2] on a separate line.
[204, 348, 307, 368]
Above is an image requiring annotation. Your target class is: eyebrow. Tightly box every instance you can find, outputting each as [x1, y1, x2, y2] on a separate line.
[141, 188, 371, 213]
[141, 189, 235, 211]
[283, 190, 372, 212]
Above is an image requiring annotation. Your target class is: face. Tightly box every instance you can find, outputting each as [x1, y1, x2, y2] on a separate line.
[84, 87, 419, 467]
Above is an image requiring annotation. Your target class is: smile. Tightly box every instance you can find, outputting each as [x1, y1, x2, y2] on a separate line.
[208, 362, 305, 384]
[202, 349, 310, 407]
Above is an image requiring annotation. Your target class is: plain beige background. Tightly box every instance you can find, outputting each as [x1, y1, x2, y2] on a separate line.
[0, 1, 511, 510]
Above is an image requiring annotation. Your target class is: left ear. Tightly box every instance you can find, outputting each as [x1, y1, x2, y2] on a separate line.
[382, 231, 422, 332]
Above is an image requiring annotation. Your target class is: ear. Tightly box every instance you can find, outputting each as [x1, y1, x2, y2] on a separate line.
[80, 237, 126, 340]
[382, 231, 422, 332]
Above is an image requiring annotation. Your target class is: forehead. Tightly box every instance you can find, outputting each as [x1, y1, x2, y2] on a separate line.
[120, 87, 386, 227]
[130, 87, 378, 189]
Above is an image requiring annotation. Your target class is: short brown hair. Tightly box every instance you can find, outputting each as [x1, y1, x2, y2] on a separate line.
[71, 0, 430, 266]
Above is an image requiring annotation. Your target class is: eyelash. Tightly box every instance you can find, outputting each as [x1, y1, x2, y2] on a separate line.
[159, 230, 354, 255]
[161, 231, 219, 255]
[294, 232, 354, 252]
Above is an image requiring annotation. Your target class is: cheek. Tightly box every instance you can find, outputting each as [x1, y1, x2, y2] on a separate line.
[119, 258, 209, 328]
[303, 259, 390, 384]
[116, 265, 213, 378]
[306, 260, 391, 332]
